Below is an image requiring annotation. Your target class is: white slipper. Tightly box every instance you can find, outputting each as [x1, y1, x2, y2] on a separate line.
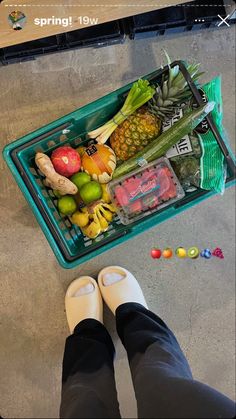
[65, 276, 103, 333]
[98, 266, 148, 315]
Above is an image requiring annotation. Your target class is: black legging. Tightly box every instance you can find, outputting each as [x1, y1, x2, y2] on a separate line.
[60, 303, 235, 418]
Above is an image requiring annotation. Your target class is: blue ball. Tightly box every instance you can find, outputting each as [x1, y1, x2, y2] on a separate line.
[203, 249, 212, 259]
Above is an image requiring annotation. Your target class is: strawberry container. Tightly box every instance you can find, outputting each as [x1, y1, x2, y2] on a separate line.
[108, 157, 185, 225]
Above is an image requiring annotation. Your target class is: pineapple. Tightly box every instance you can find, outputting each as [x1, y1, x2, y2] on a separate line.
[110, 53, 202, 162]
[148, 54, 203, 119]
[110, 107, 161, 161]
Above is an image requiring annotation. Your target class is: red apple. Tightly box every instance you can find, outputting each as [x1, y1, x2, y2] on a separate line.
[151, 248, 162, 259]
[51, 146, 81, 177]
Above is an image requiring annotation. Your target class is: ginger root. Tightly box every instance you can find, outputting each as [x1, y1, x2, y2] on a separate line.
[35, 152, 78, 195]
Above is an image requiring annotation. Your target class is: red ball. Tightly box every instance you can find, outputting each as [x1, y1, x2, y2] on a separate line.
[51, 146, 81, 177]
[151, 248, 162, 259]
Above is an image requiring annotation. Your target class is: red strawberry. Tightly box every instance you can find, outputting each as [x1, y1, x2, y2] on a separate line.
[158, 168, 176, 201]
[142, 169, 158, 183]
[129, 199, 142, 213]
[115, 186, 129, 206]
[167, 181, 177, 199]
[157, 169, 171, 197]
[142, 194, 159, 209]
[124, 178, 142, 199]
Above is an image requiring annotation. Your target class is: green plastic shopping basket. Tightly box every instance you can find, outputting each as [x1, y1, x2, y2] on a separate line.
[3, 61, 236, 269]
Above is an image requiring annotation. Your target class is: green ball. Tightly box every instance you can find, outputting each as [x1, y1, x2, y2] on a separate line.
[80, 181, 102, 205]
[70, 172, 91, 190]
[187, 246, 200, 259]
[58, 196, 77, 215]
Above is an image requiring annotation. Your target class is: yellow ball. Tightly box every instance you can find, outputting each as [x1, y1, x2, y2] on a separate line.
[175, 247, 187, 258]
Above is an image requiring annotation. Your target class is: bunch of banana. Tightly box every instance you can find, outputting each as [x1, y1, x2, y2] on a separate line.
[101, 184, 111, 204]
[70, 201, 116, 239]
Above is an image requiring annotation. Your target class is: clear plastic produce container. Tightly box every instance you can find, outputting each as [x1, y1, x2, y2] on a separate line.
[108, 158, 185, 225]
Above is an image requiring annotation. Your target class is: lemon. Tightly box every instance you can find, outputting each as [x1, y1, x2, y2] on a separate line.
[70, 172, 91, 190]
[80, 181, 102, 205]
[58, 196, 77, 215]
[175, 247, 187, 258]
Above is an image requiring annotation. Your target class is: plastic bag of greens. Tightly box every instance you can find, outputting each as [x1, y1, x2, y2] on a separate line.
[167, 76, 227, 194]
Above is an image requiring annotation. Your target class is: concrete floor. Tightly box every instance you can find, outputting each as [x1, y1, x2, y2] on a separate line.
[0, 26, 235, 418]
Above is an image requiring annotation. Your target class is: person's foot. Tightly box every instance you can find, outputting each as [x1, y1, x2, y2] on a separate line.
[98, 266, 148, 315]
[65, 276, 103, 333]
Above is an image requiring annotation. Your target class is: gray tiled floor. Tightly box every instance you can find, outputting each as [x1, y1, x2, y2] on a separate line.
[0, 25, 235, 418]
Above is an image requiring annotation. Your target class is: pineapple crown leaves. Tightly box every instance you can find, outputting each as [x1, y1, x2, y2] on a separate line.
[148, 50, 204, 119]
[162, 50, 203, 90]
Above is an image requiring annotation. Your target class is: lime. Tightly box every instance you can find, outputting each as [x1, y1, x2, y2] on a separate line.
[80, 181, 102, 205]
[70, 172, 91, 190]
[58, 196, 77, 215]
[53, 190, 62, 198]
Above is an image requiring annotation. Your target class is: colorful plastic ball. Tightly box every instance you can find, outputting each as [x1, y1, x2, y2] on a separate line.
[187, 246, 200, 259]
[151, 249, 162, 259]
[175, 247, 187, 258]
[162, 248, 173, 259]
[201, 248, 212, 259]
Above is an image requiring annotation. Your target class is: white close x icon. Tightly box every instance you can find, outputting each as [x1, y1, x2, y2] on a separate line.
[217, 14, 230, 27]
